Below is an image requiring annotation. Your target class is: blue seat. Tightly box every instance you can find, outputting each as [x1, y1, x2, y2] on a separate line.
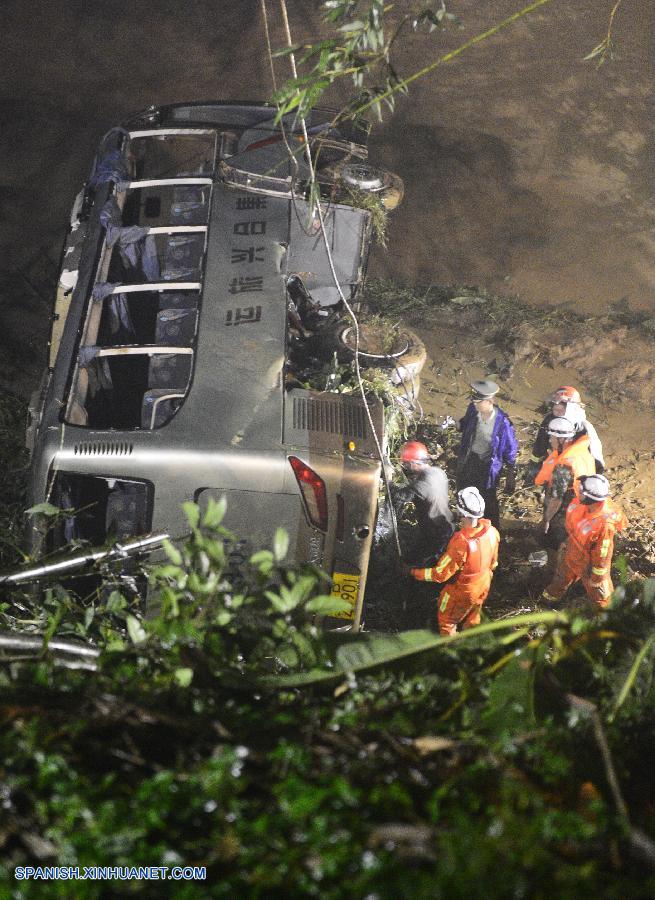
[147, 353, 192, 390]
[155, 308, 197, 345]
[160, 234, 204, 281]
[141, 388, 184, 429]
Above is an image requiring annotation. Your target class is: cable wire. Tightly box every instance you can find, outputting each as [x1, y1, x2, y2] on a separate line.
[277, 0, 403, 558]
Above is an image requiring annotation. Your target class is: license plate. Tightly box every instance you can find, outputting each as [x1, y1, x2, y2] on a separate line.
[330, 572, 360, 619]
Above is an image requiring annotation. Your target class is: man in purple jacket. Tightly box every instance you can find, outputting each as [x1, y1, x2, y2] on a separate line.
[456, 380, 518, 530]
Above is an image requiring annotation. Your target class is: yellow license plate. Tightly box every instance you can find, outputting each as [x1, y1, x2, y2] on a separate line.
[330, 572, 360, 619]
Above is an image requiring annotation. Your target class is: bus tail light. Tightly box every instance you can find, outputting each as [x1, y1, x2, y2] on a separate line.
[289, 456, 328, 531]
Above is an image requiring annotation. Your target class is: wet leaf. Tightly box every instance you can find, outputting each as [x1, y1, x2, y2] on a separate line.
[306, 594, 351, 616]
[481, 652, 536, 737]
[25, 502, 62, 518]
[202, 495, 226, 529]
[174, 667, 194, 688]
[610, 631, 655, 720]
[273, 528, 289, 563]
[163, 540, 182, 566]
[126, 615, 147, 645]
[84, 606, 95, 631]
[412, 736, 458, 755]
[182, 501, 200, 530]
[250, 550, 275, 576]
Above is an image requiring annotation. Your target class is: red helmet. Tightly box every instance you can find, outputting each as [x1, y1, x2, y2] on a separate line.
[551, 385, 581, 405]
[399, 441, 430, 464]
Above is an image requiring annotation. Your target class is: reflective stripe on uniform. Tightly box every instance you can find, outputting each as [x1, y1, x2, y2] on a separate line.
[600, 538, 611, 558]
[435, 555, 452, 574]
[591, 566, 607, 576]
[440, 592, 450, 613]
[422, 568, 434, 582]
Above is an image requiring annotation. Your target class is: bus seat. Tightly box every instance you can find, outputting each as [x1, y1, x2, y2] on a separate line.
[141, 388, 184, 429]
[155, 308, 197, 345]
[147, 353, 192, 390]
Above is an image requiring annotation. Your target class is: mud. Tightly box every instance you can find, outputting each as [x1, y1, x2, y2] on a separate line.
[369, 0, 655, 313]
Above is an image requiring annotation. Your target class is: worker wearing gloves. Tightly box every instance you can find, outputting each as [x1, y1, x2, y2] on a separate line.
[542, 474, 627, 608]
[408, 487, 500, 635]
[393, 440, 454, 565]
[526, 385, 604, 480]
[457, 380, 518, 530]
[534, 416, 596, 548]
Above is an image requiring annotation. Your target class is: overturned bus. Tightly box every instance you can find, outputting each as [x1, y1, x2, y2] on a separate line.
[26, 101, 419, 628]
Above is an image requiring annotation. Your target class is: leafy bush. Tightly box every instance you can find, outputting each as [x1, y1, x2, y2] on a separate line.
[2, 498, 655, 896]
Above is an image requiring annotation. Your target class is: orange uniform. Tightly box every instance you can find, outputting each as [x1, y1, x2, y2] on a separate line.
[534, 434, 596, 497]
[410, 519, 500, 635]
[545, 497, 628, 607]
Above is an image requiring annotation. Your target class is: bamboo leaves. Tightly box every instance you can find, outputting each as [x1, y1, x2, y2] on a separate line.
[610, 631, 655, 721]
[260, 612, 569, 688]
[270, 1, 454, 125]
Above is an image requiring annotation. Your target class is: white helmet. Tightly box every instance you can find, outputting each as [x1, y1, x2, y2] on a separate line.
[456, 486, 485, 518]
[579, 474, 610, 502]
[547, 416, 577, 441]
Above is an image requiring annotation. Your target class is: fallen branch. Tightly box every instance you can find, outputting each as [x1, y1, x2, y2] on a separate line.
[567, 692, 655, 869]
[0, 532, 168, 585]
[0, 631, 100, 671]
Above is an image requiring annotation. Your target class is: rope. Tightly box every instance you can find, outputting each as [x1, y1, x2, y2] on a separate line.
[277, 0, 403, 557]
[261, 0, 333, 239]
[260, 0, 278, 94]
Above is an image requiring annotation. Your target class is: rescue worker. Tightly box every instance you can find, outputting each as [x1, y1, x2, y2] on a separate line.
[408, 486, 500, 635]
[393, 440, 454, 564]
[526, 385, 604, 480]
[542, 474, 627, 609]
[457, 380, 518, 530]
[534, 416, 596, 548]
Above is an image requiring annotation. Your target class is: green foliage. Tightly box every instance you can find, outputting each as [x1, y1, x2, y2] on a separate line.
[362, 277, 588, 333]
[481, 649, 537, 737]
[271, 1, 455, 124]
[25, 501, 61, 517]
[3, 532, 655, 897]
[583, 0, 623, 68]
[339, 187, 389, 245]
